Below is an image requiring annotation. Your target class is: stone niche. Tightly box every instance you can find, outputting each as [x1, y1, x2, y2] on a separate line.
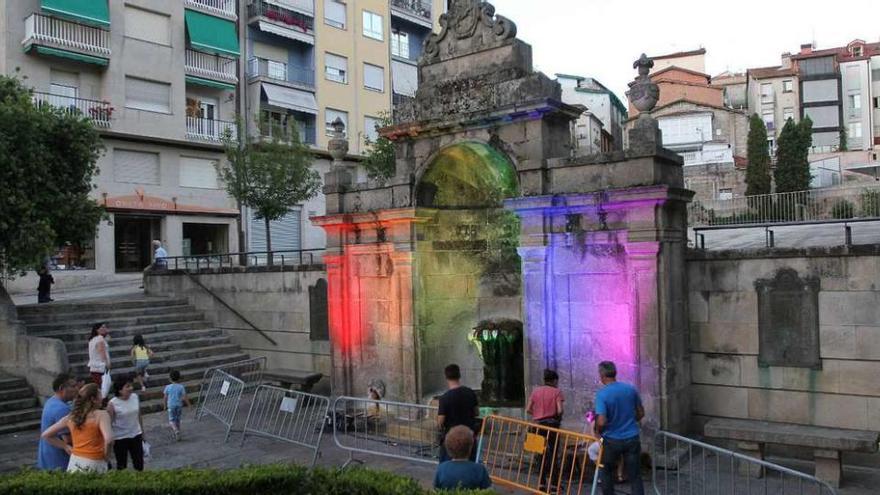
[755, 268, 821, 369]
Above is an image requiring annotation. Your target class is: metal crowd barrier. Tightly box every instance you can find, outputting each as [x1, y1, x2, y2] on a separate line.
[477, 415, 604, 495]
[652, 431, 837, 495]
[331, 396, 440, 468]
[197, 369, 246, 443]
[196, 357, 267, 417]
[241, 385, 331, 467]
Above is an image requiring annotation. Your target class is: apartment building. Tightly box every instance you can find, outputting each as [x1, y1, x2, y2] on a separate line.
[556, 74, 626, 151]
[2, 0, 442, 275]
[3, 0, 245, 274]
[746, 55, 799, 153]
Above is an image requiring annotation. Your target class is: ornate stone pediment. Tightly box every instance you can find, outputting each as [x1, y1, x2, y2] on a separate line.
[422, 0, 517, 64]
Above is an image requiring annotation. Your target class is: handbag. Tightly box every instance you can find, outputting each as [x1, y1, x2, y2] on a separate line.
[142, 440, 151, 460]
[100, 371, 112, 398]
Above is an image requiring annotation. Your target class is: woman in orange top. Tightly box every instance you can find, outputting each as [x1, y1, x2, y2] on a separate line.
[41, 383, 113, 473]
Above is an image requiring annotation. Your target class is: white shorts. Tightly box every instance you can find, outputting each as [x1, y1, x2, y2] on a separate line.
[67, 454, 108, 473]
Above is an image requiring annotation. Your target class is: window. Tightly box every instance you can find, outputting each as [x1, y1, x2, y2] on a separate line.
[49, 83, 77, 108]
[761, 110, 774, 130]
[179, 157, 219, 189]
[324, 53, 348, 83]
[124, 6, 170, 46]
[362, 11, 383, 40]
[325, 108, 348, 136]
[850, 94, 862, 109]
[783, 107, 795, 122]
[849, 122, 863, 139]
[114, 150, 160, 185]
[125, 77, 171, 113]
[324, 0, 346, 29]
[851, 45, 863, 57]
[391, 30, 409, 59]
[875, 97, 880, 109]
[783, 80, 793, 93]
[363, 63, 384, 92]
[767, 138, 775, 154]
[364, 116, 380, 144]
[267, 60, 287, 80]
[760, 83, 773, 103]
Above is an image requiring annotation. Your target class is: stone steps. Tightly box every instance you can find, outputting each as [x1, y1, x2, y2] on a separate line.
[17, 302, 193, 324]
[66, 334, 231, 363]
[16, 297, 189, 316]
[23, 311, 206, 334]
[68, 344, 244, 374]
[28, 320, 214, 342]
[0, 375, 41, 433]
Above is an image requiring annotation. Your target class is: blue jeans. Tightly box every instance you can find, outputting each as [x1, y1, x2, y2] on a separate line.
[600, 436, 643, 495]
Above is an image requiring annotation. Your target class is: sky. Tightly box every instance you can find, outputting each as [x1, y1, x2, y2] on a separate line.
[492, 0, 880, 103]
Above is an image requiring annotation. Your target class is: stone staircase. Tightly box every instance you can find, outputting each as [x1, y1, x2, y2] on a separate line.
[0, 373, 41, 435]
[16, 295, 249, 416]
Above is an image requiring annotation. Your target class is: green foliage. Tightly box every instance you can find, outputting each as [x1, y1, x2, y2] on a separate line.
[221, 119, 321, 251]
[860, 189, 880, 217]
[0, 464, 494, 495]
[363, 112, 396, 182]
[745, 114, 772, 196]
[831, 199, 855, 219]
[839, 128, 848, 152]
[0, 75, 104, 278]
[774, 116, 813, 193]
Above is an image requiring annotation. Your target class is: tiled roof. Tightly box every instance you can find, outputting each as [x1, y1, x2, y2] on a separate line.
[748, 65, 797, 79]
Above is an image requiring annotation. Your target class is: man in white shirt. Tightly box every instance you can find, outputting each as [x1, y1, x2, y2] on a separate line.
[152, 240, 168, 270]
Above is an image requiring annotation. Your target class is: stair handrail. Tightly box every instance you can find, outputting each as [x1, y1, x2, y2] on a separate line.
[182, 271, 278, 346]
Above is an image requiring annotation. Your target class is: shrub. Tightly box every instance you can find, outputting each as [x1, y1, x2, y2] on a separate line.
[0, 464, 493, 495]
[860, 189, 880, 217]
[831, 199, 855, 219]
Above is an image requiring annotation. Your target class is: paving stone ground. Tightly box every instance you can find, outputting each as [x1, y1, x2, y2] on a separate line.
[1, 399, 878, 495]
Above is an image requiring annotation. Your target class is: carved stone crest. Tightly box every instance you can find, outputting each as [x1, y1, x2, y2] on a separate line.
[422, 0, 517, 64]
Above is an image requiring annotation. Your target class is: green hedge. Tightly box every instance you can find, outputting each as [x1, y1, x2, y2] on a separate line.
[0, 464, 493, 495]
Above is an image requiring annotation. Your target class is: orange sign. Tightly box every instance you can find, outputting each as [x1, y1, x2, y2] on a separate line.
[102, 189, 238, 216]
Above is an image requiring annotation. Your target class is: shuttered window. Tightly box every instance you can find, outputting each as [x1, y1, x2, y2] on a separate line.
[249, 209, 302, 252]
[114, 149, 160, 185]
[363, 63, 384, 92]
[125, 77, 171, 113]
[179, 157, 219, 189]
[324, 0, 346, 29]
[124, 6, 171, 46]
[325, 53, 347, 83]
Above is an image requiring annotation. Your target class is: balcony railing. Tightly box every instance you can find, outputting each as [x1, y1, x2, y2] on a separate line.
[247, 57, 314, 87]
[185, 49, 238, 84]
[688, 184, 880, 227]
[185, 0, 237, 18]
[259, 120, 316, 145]
[23, 13, 110, 58]
[32, 92, 113, 127]
[248, 1, 315, 33]
[390, 0, 432, 21]
[186, 116, 237, 143]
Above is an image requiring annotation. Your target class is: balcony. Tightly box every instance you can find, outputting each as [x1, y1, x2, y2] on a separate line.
[23, 13, 110, 65]
[32, 92, 113, 127]
[259, 120, 316, 145]
[390, 0, 432, 27]
[185, 49, 238, 86]
[248, 57, 314, 89]
[185, 0, 237, 19]
[248, 1, 315, 45]
[186, 117, 237, 143]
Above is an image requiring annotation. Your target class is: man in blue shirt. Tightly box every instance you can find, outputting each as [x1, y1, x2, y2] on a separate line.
[37, 373, 77, 470]
[594, 361, 644, 495]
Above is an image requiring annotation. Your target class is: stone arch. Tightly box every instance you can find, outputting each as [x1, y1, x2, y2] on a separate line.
[415, 141, 519, 208]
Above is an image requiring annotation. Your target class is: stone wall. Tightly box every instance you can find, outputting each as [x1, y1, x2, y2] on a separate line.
[688, 246, 880, 433]
[144, 267, 331, 386]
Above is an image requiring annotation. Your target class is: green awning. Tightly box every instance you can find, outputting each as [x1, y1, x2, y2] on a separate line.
[41, 0, 110, 27]
[185, 9, 240, 58]
[185, 76, 236, 91]
[34, 46, 108, 66]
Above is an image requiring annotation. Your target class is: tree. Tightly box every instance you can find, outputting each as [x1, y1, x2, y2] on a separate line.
[0, 75, 104, 285]
[774, 116, 813, 193]
[362, 112, 395, 182]
[745, 113, 772, 196]
[839, 128, 848, 152]
[220, 119, 321, 263]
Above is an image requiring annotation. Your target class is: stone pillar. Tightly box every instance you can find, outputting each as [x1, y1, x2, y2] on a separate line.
[517, 245, 550, 392]
[814, 450, 842, 488]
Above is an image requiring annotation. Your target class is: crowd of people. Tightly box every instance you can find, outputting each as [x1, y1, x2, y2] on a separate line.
[433, 360, 644, 495]
[36, 322, 191, 473]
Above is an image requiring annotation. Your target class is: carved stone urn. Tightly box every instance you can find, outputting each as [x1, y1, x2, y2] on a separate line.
[626, 54, 660, 115]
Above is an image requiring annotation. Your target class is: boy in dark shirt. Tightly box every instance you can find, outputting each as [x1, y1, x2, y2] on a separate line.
[37, 266, 54, 303]
[437, 364, 479, 462]
[433, 425, 492, 491]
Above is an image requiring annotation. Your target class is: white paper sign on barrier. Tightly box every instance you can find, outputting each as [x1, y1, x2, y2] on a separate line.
[280, 397, 298, 413]
[220, 380, 230, 396]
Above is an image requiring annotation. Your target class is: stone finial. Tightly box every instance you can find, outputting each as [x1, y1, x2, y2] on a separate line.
[328, 117, 349, 167]
[626, 53, 660, 115]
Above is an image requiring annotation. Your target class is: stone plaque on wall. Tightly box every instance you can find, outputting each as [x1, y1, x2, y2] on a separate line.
[755, 268, 820, 369]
